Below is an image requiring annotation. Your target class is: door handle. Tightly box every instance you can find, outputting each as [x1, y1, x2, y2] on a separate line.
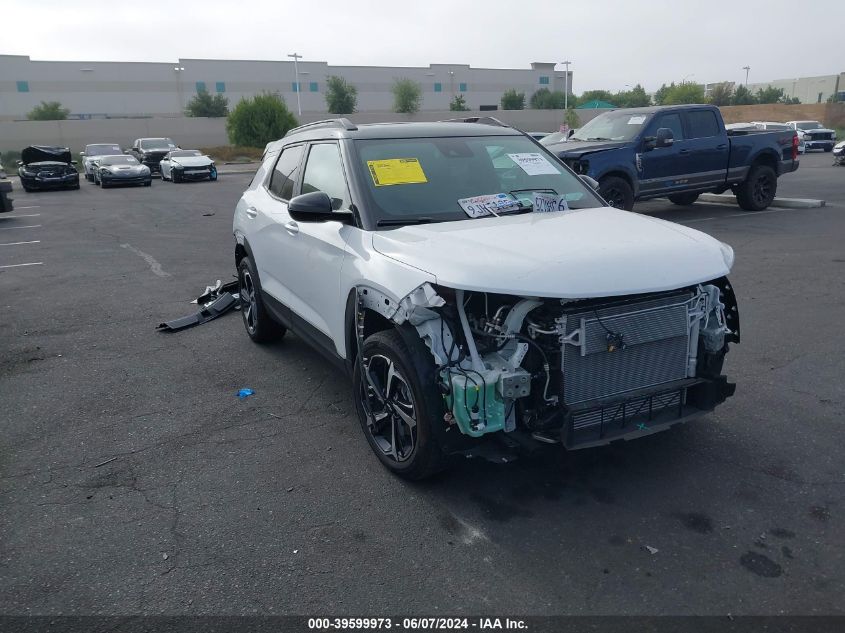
[245, 206, 258, 219]
[284, 221, 299, 235]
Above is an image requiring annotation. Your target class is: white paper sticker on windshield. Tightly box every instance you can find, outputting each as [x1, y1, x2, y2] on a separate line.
[533, 193, 570, 213]
[627, 115, 646, 125]
[458, 193, 519, 218]
[507, 152, 559, 176]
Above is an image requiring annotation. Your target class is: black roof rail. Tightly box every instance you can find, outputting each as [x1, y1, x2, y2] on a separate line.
[439, 116, 510, 128]
[285, 118, 358, 136]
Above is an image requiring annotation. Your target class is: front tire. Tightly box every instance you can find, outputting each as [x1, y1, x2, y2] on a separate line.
[598, 176, 635, 211]
[172, 170, 181, 183]
[736, 164, 777, 211]
[668, 192, 699, 206]
[824, 146, 833, 153]
[237, 256, 286, 344]
[353, 328, 446, 480]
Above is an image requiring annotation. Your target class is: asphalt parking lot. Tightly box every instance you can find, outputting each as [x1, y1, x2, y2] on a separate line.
[1, 152, 843, 616]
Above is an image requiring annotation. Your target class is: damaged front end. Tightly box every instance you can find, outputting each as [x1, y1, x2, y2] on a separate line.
[359, 279, 739, 452]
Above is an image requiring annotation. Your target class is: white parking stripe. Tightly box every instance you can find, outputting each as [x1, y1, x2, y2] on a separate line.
[679, 207, 798, 224]
[13, 206, 41, 210]
[1, 213, 40, 219]
[0, 240, 40, 246]
[0, 262, 43, 269]
[0, 224, 41, 230]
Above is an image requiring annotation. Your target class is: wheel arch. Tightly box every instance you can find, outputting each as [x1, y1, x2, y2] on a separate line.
[597, 169, 639, 197]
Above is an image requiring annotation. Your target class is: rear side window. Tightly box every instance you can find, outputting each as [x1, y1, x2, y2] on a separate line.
[656, 113, 684, 141]
[301, 143, 350, 210]
[687, 111, 720, 138]
[268, 145, 305, 200]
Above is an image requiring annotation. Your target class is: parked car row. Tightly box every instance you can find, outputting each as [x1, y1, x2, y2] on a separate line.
[728, 120, 837, 154]
[10, 138, 218, 194]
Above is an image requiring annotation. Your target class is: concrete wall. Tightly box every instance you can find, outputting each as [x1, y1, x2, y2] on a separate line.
[0, 109, 604, 155]
[0, 54, 573, 120]
[719, 103, 845, 128]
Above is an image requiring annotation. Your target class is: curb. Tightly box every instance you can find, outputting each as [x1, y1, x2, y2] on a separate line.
[699, 193, 825, 209]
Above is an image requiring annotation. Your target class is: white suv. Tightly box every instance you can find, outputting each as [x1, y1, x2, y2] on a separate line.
[233, 118, 740, 479]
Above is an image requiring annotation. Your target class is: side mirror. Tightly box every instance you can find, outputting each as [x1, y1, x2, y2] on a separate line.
[579, 175, 599, 190]
[16, 160, 23, 166]
[568, 129, 575, 139]
[79, 152, 86, 157]
[288, 191, 353, 224]
[71, 160, 78, 165]
[124, 150, 131, 154]
[656, 127, 674, 148]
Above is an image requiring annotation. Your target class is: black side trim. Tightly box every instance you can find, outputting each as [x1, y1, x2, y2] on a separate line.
[261, 291, 347, 373]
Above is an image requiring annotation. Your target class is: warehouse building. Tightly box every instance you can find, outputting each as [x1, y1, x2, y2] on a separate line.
[0, 55, 573, 120]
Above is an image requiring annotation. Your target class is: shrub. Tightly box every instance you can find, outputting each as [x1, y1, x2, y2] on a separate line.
[501, 89, 525, 110]
[185, 91, 229, 117]
[28, 101, 69, 121]
[325, 76, 358, 114]
[449, 94, 469, 111]
[226, 93, 298, 148]
[392, 78, 422, 113]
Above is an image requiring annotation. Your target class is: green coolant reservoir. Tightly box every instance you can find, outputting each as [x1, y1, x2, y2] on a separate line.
[448, 372, 506, 437]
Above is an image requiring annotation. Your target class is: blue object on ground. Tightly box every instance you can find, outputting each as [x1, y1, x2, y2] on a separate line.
[237, 388, 255, 399]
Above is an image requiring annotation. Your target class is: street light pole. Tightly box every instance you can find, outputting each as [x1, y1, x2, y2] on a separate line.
[288, 53, 302, 116]
[560, 60, 571, 110]
[742, 66, 750, 87]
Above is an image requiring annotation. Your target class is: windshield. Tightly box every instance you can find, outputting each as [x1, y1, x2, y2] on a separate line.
[86, 144, 121, 156]
[540, 132, 569, 145]
[796, 121, 823, 130]
[169, 150, 202, 158]
[140, 139, 176, 150]
[570, 111, 650, 142]
[101, 156, 139, 166]
[351, 135, 601, 226]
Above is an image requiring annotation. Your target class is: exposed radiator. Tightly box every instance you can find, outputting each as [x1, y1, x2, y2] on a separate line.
[558, 291, 694, 405]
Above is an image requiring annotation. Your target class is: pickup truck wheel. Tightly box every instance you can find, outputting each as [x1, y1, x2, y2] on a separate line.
[354, 329, 446, 480]
[668, 192, 699, 206]
[598, 176, 634, 211]
[237, 256, 286, 343]
[736, 164, 777, 211]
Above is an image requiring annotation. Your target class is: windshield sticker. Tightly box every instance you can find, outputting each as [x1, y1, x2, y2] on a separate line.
[533, 192, 570, 213]
[627, 115, 646, 125]
[367, 158, 428, 187]
[458, 193, 519, 218]
[506, 152, 559, 176]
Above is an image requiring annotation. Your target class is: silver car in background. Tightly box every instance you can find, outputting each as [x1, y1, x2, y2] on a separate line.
[160, 149, 218, 183]
[80, 143, 122, 181]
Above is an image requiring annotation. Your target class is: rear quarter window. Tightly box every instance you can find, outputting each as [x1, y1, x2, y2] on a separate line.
[687, 111, 720, 138]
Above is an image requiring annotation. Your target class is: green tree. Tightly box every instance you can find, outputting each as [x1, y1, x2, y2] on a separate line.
[185, 90, 229, 117]
[579, 89, 616, 105]
[653, 83, 674, 105]
[782, 96, 801, 105]
[449, 93, 469, 111]
[564, 107, 579, 131]
[731, 84, 757, 105]
[392, 78, 422, 114]
[755, 86, 786, 104]
[27, 101, 70, 121]
[226, 92, 298, 148]
[707, 82, 734, 106]
[500, 89, 525, 110]
[530, 88, 567, 109]
[325, 75, 357, 114]
[613, 84, 651, 108]
[662, 82, 706, 105]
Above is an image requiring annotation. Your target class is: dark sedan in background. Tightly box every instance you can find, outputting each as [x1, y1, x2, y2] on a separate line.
[93, 155, 152, 188]
[17, 146, 80, 192]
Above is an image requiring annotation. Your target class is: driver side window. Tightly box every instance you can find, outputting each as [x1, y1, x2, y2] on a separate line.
[655, 113, 684, 141]
[301, 143, 350, 210]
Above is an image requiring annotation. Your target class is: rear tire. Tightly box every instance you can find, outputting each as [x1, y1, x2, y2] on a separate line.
[736, 164, 777, 211]
[598, 176, 635, 211]
[353, 328, 446, 480]
[237, 256, 286, 344]
[668, 192, 699, 206]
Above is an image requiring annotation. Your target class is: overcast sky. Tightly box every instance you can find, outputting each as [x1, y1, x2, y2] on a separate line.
[3, 0, 842, 92]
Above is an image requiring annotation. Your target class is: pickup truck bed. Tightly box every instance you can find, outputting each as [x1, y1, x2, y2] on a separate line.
[544, 104, 799, 211]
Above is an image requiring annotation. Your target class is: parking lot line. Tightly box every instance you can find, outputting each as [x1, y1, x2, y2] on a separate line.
[0, 240, 40, 246]
[0, 224, 42, 230]
[679, 207, 800, 223]
[0, 262, 43, 269]
[1, 213, 41, 219]
[13, 206, 41, 210]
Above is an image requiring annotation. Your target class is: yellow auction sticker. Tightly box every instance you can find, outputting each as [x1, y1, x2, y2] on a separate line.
[367, 158, 428, 187]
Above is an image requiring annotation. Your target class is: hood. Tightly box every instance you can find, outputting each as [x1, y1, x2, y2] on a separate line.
[105, 164, 147, 172]
[371, 208, 732, 298]
[545, 139, 629, 159]
[22, 145, 72, 165]
[172, 156, 212, 167]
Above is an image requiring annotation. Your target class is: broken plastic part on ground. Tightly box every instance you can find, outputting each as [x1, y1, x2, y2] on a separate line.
[156, 278, 240, 332]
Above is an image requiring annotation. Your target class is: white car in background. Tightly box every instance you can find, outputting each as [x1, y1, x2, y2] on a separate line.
[160, 149, 218, 183]
[80, 143, 122, 181]
[751, 121, 805, 154]
[785, 121, 836, 152]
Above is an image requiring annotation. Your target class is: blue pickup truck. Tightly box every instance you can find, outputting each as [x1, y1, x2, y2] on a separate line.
[542, 104, 800, 211]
